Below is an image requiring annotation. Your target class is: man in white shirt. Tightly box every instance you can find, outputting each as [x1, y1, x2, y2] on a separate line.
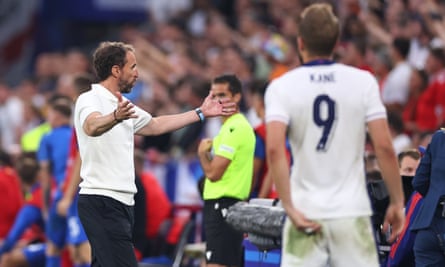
[265, 4, 405, 267]
[74, 41, 235, 267]
[381, 37, 412, 112]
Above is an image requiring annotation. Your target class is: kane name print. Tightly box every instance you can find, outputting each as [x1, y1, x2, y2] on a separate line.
[310, 72, 335, 83]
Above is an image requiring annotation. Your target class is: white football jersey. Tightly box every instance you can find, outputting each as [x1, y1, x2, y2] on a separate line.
[265, 61, 386, 219]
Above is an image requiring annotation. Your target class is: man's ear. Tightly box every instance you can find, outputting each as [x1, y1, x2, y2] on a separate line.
[111, 65, 120, 78]
[234, 92, 242, 105]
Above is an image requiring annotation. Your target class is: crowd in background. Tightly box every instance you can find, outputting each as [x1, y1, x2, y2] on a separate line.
[3, 0, 445, 265]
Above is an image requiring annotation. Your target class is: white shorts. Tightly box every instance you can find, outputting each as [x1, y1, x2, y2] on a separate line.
[281, 216, 379, 267]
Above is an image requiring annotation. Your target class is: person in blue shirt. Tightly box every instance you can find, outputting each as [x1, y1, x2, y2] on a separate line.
[37, 95, 73, 267]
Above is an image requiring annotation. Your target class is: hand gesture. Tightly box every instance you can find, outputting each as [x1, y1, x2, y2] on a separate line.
[114, 92, 138, 121]
[199, 92, 236, 118]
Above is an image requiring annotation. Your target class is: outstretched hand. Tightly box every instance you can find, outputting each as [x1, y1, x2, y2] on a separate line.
[114, 92, 138, 121]
[199, 91, 236, 118]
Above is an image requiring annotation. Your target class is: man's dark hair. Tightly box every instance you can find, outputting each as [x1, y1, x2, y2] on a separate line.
[387, 111, 405, 135]
[0, 149, 12, 167]
[213, 74, 242, 95]
[93, 41, 135, 82]
[398, 149, 421, 166]
[15, 152, 39, 185]
[429, 47, 445, 66]
[248, 79, 269, 98]
[392, 37, 411, 59]
[73, 73, 95, 95]
[351, 37, 368, 57]
[48, 94, 72, 118]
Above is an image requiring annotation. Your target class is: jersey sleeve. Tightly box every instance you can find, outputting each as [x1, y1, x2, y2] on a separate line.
[0, 205, 41, 254]
[364, 74, 387, 122]
[26, 186, 43, 209]
[36, 134, 50, 162]
[214, 124, 242, 160]
[132, 104, 152, 133]
[265, 80, 289, 124]
[254, 134, 266, 159]
[75, 93, 102, 128]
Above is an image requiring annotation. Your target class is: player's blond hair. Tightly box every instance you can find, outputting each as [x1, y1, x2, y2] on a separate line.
[298, 3, 340, 57]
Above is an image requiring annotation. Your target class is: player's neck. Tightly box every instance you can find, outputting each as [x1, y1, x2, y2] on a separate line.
[302, 55, 333, 64]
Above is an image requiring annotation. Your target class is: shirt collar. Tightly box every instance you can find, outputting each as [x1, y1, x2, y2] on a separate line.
[91, 83, 118, 102]
[302, 59, 335, 66]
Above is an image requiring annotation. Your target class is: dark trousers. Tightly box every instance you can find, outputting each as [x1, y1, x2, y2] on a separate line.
[204, 197, 244, 266]
[414, 207, 445, 267]
[78, 194, 137, 267]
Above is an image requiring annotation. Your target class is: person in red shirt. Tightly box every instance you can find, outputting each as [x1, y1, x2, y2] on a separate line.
[249, 80, 291, 199]
[414, 47, 445, 132]
[340, 37, 374, 74]
[0, 150, 23, 240]
[0, 152, 46, 267]
[402, 68, 428, 135]
[133, 149, 172, 260]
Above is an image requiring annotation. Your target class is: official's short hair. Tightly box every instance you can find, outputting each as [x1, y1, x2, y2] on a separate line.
[212, 74, 242, 95]
[298, 3, 340, 57]
[93, 41, 135, 82]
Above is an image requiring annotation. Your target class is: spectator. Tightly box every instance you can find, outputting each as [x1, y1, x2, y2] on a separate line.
[387, 111, 412, 155]
[248, 79, 291, 199]
[414, 47, 445, 132]
[402, 68, 429, 134]
[370, 46, 392, 91]
[0, 152, 46, 267]
[133, 149, 172, 260]
[385, 149, 422, 267]
[0, 82, 24, 154]
[340, 37, 374, 73]
[398, 149, 422, 203]
[37, 94, 73, 267]
[381, 37, 412, 114]
[56, 73, 94, 267]
[0, 150, 23, 240]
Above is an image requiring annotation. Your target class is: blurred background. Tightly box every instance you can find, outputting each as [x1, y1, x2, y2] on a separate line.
[2, 0, 445, 230]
